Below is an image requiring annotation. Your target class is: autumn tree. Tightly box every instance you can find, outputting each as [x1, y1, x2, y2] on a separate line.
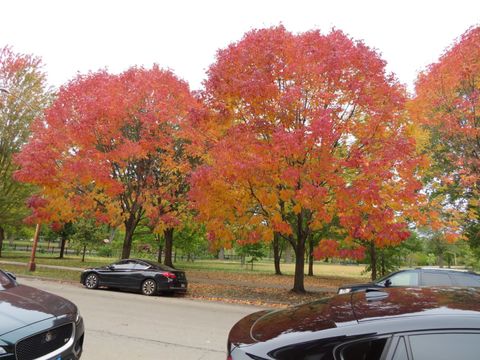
[71, 218, 108, 262]
[411, 26, 480, 247]
[15, 66, 199, 259]
[190, 26, 423, 293]
[0, 46, 52, 256]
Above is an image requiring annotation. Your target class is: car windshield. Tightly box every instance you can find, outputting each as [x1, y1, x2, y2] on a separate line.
[139, 259, 176, 272]
[375, 273, 395, 285]
[0, 270, 15, 290]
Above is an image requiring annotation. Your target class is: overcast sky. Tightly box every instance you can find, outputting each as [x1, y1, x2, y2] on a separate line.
[2, 0, 479, 92]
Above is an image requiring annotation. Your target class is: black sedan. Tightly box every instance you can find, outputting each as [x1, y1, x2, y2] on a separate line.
[0, 269, 84, 360]
[80, 258, 188, 296]
[227, 287, 480, 359]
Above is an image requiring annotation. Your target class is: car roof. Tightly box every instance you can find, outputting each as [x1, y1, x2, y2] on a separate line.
[250, 287, 480, 344]
[237, 287, 480, 359]
[352, 287, 480, 322]
[418, 267, 477, 273]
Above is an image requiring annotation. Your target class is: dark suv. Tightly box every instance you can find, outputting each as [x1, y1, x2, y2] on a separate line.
[0, 269, 84, 359]
[337, 267, 480, 294]
[227, 287, 480, 359]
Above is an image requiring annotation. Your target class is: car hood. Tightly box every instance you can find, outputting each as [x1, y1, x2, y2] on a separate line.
[229, 296, 355, 346]
[0, 284, 75, 336]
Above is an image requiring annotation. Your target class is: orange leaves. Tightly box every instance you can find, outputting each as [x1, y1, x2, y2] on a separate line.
[16, 66, 200, 232]
[188, 25, 423, 257]
[410, 26, 480, 243]
[314, 239, 366, 261]
[412, 26, 480, 192]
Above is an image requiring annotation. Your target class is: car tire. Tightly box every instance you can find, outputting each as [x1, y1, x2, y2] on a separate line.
[84, 273, 99, 289]
[141, 279, 157, 296]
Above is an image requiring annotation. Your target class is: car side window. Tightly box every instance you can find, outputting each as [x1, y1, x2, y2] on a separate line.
[388, 271, 419, 286]
[391, 337, 408, 360]
[420, 272, 452, 286]
[113, 261, 136, 270]
[340, 338, 388, 360]
[409, 333, 480, 360]
[451, 273, 480, 286]
[270, 338, 340, 360]
[134, 262, 151, 270]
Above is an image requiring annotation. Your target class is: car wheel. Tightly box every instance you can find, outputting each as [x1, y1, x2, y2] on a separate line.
[84, 273, 99, 289]
[141, 279, 157, 296]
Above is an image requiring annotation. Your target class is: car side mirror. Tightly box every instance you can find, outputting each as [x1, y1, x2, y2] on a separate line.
[6, 272, 16, 280]
[384, 279, 392, 288]
[107, 265, 114, 270]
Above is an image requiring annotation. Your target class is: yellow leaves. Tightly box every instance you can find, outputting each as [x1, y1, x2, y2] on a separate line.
[262, 228, 274, 242]
[410, 124, 431, 153]
[256, 189, 278, 209]
[279, 189, 294, 202]
[292, 203, 302, 214]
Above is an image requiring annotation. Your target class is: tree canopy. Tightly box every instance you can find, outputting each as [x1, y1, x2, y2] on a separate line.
[411, 26, 480, 247]
[189, 26, 424, 292]
[15, 66, 199, 258]
[0, 46, 52, 255]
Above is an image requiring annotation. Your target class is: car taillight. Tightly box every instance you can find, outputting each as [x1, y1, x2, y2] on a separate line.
[164, 272, 176, 279]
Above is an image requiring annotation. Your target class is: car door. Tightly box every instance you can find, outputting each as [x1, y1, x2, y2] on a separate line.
[112, 260, 140, 288]
[100, 260, 137, 288]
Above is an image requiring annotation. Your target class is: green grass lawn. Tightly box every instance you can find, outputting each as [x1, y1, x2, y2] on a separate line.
[0, 250, 367, 280]
[1, 263, 81, 282]
[0, 251, 368, 306]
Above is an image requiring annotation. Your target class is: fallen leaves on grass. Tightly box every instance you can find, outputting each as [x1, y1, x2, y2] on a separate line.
[186, 282, 327, 308]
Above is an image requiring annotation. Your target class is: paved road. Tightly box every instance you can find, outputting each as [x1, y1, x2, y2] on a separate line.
[17, 277, 264, 360]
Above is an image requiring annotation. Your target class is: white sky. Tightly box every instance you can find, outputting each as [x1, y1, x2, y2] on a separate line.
[2, 0, 479, 93]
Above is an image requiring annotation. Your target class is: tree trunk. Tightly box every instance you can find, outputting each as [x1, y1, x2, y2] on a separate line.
[218, 247, 225, 260]
[156, 234, 163, 263]
[438, 254, 444, 268]
[121, 215, 137, 259]
[273, 233, 282, 275]
[59, 235, 67, 259]
[308, 235, 314, 276]
[292, 237, 306, 293]
[163, 227, 174, 267]
[291, 210, 307, 294]
[380, 250, 386, 277]
[0, 226, 4, 258]
[369, 242, 377, 281]
[82, 244, 87, 262]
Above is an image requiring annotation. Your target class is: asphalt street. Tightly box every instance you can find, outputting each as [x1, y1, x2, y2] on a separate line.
[17, 277, 264, 360]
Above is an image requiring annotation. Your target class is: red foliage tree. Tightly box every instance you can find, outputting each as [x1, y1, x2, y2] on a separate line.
[15, 66, 199, 259]
[190, 26, 424, 292]
[412, 26, 480, 244]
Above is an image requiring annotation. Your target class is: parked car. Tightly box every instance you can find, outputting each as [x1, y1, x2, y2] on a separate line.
[80, 258, 188, 296]
[227, 286, 480, 359]
[0, 269, 84, 360]
[337, 267, 480, 294]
